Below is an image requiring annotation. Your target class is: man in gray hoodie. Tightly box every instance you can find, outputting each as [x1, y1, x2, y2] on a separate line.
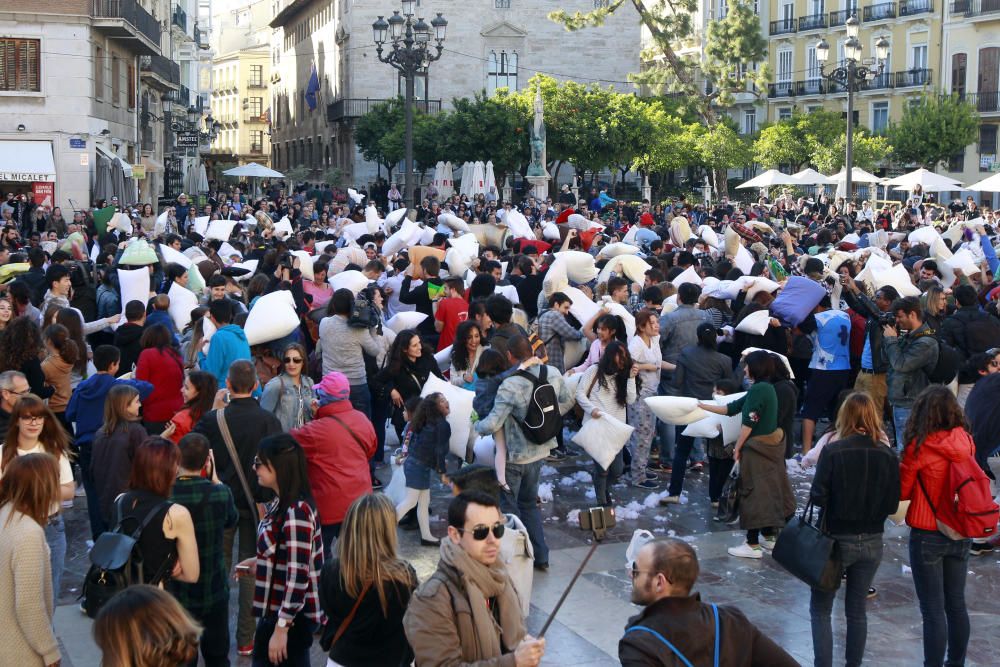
[883, 296, 939, 449]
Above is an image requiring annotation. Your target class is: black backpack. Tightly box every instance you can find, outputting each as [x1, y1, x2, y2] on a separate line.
[81, 496, 173, 619]
[513, 366, 563, 445]
[348, 285, 380, 329]
[960, 311, 1000, 356]
[926, 336, 963, 385]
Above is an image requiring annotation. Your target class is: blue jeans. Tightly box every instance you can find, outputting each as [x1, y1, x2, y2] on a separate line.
[892, 406, 912, 451]
[593, 449, 624, 506]
[349, 383, 372, 421]
[810, 533, 884, 667]
[45, 513, 66, 606]
[502, 459, 548, 565]
[909, 529, 971, 667]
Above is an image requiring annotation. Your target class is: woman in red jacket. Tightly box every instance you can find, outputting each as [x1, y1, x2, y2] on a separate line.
[163, 370, 217, 445]
[900, 386, 974, 667]
[135, 324, 185, 434]
[291, 371, 376, 554]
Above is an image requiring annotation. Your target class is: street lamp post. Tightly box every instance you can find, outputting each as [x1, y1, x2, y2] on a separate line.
[373, 3, 447, 210]
[163, 93, 221, 197]
[816, 17, 889, 203]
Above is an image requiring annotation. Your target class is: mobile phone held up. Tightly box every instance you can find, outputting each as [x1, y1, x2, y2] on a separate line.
[578, 506, 616, 541]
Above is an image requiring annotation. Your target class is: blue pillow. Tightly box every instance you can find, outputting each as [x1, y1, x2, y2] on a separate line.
[771, 276, 826, 327]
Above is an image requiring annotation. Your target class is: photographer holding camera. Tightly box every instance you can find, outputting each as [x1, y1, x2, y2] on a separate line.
[883, 297, 939, 450]
[840, 278, 900, 420]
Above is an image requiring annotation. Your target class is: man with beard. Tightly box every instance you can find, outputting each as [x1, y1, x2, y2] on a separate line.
[619, 539, 796, 666]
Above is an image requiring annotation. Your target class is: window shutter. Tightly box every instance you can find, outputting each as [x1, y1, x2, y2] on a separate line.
[24, 39, 39, 91]
[0, 40, 11, 90]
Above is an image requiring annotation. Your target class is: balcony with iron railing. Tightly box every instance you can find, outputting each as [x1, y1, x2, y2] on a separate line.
[139, 53, 180, 90]
[899, 0, 933, 15]
[770, 18, 797, 34]
[967, 91, 1000, 113]
[951, 0, 1000, 16]
[798, 13, 828, 30]
[244, 113, 267, 124]
[767, 69, 933, 98]
[172, 5, 187, 32]
[829, 9, 857, 26]
[863, 2, 898, 19]
[247, 78, 266, 89]
[91, 0, 161, 54]
[250, 143, 264, 154]
[327, 97, 442, 122]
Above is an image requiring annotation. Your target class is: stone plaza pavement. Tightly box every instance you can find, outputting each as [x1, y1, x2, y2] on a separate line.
[54, 453, 1000, 666]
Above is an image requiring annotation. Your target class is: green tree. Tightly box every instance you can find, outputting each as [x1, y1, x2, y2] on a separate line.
[354, 98, 405, 179]
[632, 111, 701, 176]
[809, 132, 892, 173]
[549, 0, 771, 196]
[887, 94, 979, 169]
[695, 123, 751, 176]
[752, 109, 849, 171]
[437, 91, 530, 187]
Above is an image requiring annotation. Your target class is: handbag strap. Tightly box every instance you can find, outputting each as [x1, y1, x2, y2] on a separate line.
[216, 409, 257, 513]
[329, 581, 372, 649]
[916, 472, 938, 516]
[328, 412, 371, 457]
[624, 604, 720, 667]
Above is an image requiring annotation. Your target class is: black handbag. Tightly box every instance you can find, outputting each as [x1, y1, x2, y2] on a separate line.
[716, 465, 741, 524]
[771, 502, 842, 592]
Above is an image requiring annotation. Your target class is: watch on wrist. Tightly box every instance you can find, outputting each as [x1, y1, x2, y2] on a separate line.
[277, 618, 290, 629]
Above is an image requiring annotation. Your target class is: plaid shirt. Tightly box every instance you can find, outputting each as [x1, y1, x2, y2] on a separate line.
[167, 477, 238, 611]
[536, 308, 584, 373]
[253, 499, 326, 625]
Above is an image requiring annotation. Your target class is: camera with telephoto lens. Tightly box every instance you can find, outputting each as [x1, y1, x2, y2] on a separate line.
[877, 311, 896, 327]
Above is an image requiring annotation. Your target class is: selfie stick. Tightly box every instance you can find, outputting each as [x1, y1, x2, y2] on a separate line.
[537, 540, 599, 638]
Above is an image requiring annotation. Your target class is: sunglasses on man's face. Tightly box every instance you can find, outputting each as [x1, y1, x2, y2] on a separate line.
[458, 522, 505, 541]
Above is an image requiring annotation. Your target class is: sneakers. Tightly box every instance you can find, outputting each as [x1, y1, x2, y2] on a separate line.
[866, 587, 878, 599]
[644, 471, 659, 481]
[658, 495, 681, 506]
[631, 478, 660, 490]
[971, 541, 995, 556]
[237, 644, 254, 657]
[546, 449, 567, 462]
[688, 461, 705, 472]
[759, 536, 776, 551]
[710, 501, 720, 508]
[648, 461, 673, 474]
[728, 542, 764, 559]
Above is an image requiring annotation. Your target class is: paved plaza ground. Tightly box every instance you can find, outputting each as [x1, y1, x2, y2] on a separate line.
[54, 442, 1000, 666]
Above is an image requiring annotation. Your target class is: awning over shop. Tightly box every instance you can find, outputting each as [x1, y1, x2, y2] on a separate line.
[0, 140, 56, 182]
[95, 144, 133, 176]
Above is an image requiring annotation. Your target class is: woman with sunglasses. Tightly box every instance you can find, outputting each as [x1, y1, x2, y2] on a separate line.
[260, 343, 316, 431]
[237, 434, 325, 667]
[0, 395, 74, 601]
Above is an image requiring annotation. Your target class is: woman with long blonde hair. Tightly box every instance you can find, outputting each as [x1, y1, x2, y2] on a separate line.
[319, 493, 417, 667]
[807, 391, 900, 667]
[93, 584, 202, 667]
[0, 453, 61, 667]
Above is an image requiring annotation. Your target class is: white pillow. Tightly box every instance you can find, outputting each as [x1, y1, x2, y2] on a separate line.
[908, 225, 940, 247]
[504, 209, 535, 240]
[421, 374, 475, 458]
[219, 242, 243, 262]
[872, 263, 920, 297]
[341, 222, 370, 244]
[555, 250, 598, 283]
[329, 270, 369, 295]
[741, 276, 781, 299]
[230, 259, 258, 282]
[448, 232, 479, 259]
[671, 266, 702, 287]
[603, 301, 636, 337]
[572, 414, 635, 470]
[160, 243, 193, 269]
[244, 290, 298, 345]
[597, 254, 648, 284]
[733, 243, 754, 274]
[167, 282, 198, 332]
[385, 311, 428, 334]
[724, 225, 741, 257]
[434, 345, 452, 372]
[599, 242, 641, 259]
[419, 225, 437, 246]
[117, 267, 150, 328]
[291, 250, 314, 281]
[438, 212, 471, 234]
[670, 218, 692, 246]
[644, 396, 708, 425]
[206, 220, 237, 241]
[947, 248, 980, 277]
[273, 217, 293, 238]
[385, 207, 408, 228]
[330, 246, 368, 274]
[382, 219, 423, 256]
[699, 225, 720, 249]
[542, 222, 562, 241]
[741, 347, 795, 379]
[735, 309, 771, 335]
[562, 285, 601, 325]
[364, 204, 383, 234]
[563, 338, 587, 369]
[543, 257, 569, 296]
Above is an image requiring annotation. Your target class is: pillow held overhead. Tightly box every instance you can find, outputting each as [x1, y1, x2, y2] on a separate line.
[244, 290, 299, 345]
[771, 275, 826, 327]
[386, 311, 428, 334]
[329, 270, 370, 295]
[734, 309, 771, 336]
[644, 396, 709, 425]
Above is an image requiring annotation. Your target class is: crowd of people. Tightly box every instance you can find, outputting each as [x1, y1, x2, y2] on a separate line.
[0, 179, 998, 667]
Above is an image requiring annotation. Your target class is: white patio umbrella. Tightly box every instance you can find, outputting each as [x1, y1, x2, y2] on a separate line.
[471, 161, 486, 196]
[827, 166, 881, 183]
[967, 172, 1000, 192]
[223, 162, 284, 178]
[484, 161, 497, 196]
[885, 168, 962, 192]
[440, 161, 454, 198]
[197, 163, 209, 193]
[460, 162, 474, 197]
[431, 161, 444, 192]
[736, 169, 800, 189]
[791, 168, 837, 185]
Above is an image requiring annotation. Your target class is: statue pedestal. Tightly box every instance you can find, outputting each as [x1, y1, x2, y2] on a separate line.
[641, 175, 652, 203]
[526, 175, 549, 201]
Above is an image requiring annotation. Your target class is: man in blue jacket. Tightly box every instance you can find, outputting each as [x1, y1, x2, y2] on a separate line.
[66, 344, 153, 539]
[199, 298, 252, 389]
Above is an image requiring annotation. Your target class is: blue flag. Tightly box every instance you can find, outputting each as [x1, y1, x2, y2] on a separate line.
[305, 63, 319, 112]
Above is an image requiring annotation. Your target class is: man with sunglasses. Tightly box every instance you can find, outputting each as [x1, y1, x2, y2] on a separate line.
[405, 491, 545, 667]
[0, 370, 29, 435]
[621, 538, 797, 666]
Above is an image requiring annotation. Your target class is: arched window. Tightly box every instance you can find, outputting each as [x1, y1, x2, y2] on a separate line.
[486, 49, 518, 95]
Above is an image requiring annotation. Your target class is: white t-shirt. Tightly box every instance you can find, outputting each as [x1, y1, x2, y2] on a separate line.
[0, 442, 73, 515]
[628, 334, 663, 393]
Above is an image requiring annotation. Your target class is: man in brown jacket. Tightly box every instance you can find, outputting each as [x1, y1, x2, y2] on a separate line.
[620, 538, 799, 666]
[403, 491, 545, 667]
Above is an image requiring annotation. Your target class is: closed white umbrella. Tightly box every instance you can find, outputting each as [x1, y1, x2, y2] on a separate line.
[791, 168, 837, 185]
[967, 172, 1000, 192]
[472, 161, 486, 196]
[736, 169, 800, 189]
[432, 161, 444, 191]
[460, 162, 473, 197]
[441, 161, 454, 198]
[484, 161, 497, 196]
[885, 168, 962, 192]
[197, 163, 209, 193]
